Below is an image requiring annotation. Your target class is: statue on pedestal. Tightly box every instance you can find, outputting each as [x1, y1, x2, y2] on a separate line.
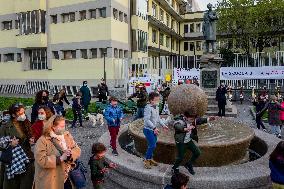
[202, 3, 218, 54]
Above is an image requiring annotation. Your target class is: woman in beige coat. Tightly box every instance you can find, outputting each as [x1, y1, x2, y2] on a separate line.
[33, 115, 81, 189]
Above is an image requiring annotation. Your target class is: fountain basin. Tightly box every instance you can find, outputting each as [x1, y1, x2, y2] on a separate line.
[129, 118, 255, 167]
[99, 126, 280, 189]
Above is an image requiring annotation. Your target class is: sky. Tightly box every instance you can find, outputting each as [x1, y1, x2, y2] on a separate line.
[198, 0, 219, 10]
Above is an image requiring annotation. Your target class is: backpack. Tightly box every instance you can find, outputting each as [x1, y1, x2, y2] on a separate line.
[69, 160, 88, 188]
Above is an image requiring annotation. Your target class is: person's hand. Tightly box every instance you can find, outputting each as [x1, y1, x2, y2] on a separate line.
[154, 128, 159, 135]
[101, 168, 109, 173]
[60, 150, 71, 162]
[10, 137, 19, 147]
[113, 119, 116, 123]
[29, 137, 35, 145]
[109, 163, 118, 169]
[188, 125, 195, 130]
[163, 126, 169, 132]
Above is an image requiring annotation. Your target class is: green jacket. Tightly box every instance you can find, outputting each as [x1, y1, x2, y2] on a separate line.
[0, 120, 33, 159]
[89, 156, 110, 181]
[173, 117, 207, 143]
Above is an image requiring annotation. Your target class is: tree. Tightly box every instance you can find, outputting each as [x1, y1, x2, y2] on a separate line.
[216, 0, 284, 54]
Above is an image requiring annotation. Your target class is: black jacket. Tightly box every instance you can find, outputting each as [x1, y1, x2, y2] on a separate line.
[128, 90, 148, 108]
[216, 87, 227, 103]
[98, 84, 109, 96]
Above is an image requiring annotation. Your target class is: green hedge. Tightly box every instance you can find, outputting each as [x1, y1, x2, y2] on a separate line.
[0, 97, 34, 111]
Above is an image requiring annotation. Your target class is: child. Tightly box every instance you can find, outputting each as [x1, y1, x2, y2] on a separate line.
[143, 92, 168, 169]
[269, 141, 284, 188]
[71, 92, 83, 128]
[164, 172, 189, 189]
[89, 143, 117, 189]
[104, 97, 124, 156]
[172, 111, 216, 175]
[253, 95, 267, 132]
[53, 94, 64, 116]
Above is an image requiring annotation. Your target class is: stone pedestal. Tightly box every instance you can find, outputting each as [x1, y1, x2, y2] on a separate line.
[200, 53, 223, 90]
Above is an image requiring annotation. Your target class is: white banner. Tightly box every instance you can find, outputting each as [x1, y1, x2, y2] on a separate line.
[220, 66, 284, 80]
[173, 68, 200, 80]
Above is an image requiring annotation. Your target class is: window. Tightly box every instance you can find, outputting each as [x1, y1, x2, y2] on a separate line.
[52, 51, 59, 59]
[99, 8, 107, 18]
[17, 53, 22, 62]
[124, 14, 128, 23]
[90, 48, 97, 58]
[80, 10, 87, 20]
[119, 50, 123, 58]
[124, 50, 128, 58]
[113, 9, 118, 19]
[2, 21, 12, 30]
[15, 20, 19, 29]
[171, 39, 175, 50]
[137, 30, 148, 52]
[62, 12, 75, 23]
[184, 24, 188, 33]
[160, 33, 164, 46]
[51, 15, 57, 24]
[29, 49, 47, 70]
[196, 41, 202, 51]
[166, 36, 170, 48]
[152, 29, 157, 43]
[171, 19, 175, 30]
[196, 23, 201, 32]
[99, 48, 107, 58]
[189, 23, 194, 33]
[4, 53, 14, 62]
[19, 10, 46, 34]
[160, 9, 164, 22]
[166, 14, 170, 27]
[70, 12, 75, 22]
[63, 50, 76, 59]
[114, 48, 118, 58]
[189, 42, 195, 51]
[176, 41, 179, 51]
[80, 49, 88, 59]
[90, 9, 96, 19]
[119, 11, 123, 22]
[152, 3, 157, 18]
[184, 42, 188, 51]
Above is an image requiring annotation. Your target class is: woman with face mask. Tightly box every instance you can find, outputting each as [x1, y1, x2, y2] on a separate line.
[31, 106, 54, 143]
[34, 115, 81, 189]
[31, 90, 55, 124]
[0, 103, 35, 189]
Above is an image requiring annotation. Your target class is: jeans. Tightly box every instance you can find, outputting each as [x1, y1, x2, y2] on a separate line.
[271, 125, 281, 135]
[256, 116, 266, 130]
[173, 140, 201, 169]
[108, 126, 120, 150]
[72, 110, 83, 127]
[218, 102, 226, 117]
[143, 128, 157, 160]
[134, 108, 144, 120]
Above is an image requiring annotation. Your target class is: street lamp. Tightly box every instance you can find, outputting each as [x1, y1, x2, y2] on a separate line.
[103, 47, 111, 84]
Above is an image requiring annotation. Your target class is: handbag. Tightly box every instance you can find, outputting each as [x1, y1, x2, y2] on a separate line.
[0, 146, 13, 165]
[69, 160, 87, 188]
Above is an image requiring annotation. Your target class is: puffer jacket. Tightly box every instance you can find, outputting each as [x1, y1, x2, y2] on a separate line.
[104, 105, 124, 127]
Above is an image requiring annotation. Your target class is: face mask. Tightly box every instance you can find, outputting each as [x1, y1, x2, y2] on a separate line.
[38, 114, 46, 121]
[42, 96, 48, 101]
[54, 128, 66, 135]
[83, 83, 87, 86]
[17, 114, 26, 122]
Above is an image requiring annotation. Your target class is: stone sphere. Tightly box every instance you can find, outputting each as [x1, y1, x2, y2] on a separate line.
[168, 84, 208, 116]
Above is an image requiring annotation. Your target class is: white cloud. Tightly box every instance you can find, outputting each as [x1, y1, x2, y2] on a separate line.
[198, 0, 218, 10]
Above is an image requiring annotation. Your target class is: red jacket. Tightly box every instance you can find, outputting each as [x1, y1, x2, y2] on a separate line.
[31, 120, 44, 142]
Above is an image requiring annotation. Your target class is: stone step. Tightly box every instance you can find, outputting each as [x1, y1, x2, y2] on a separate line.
[207, 105, 232, 112]
[206, 111, 237, 118]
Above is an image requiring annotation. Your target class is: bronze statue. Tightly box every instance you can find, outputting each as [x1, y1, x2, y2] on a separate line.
[203, 3, 218, 53]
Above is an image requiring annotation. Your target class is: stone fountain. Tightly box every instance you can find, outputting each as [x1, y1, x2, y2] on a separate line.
[129, 84, 254, 167]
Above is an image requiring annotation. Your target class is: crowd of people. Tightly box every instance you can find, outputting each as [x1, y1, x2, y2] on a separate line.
[0, 80, 283, 189]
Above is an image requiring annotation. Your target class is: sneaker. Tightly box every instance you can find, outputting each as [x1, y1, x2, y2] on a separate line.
[149, 159, 159, 166]
[184, 163, 195, 175]
[171, 167, 179, 174]
[144, 160, 152, 169]
[263, 129, 267, 132]
[112, 149, 119, 156]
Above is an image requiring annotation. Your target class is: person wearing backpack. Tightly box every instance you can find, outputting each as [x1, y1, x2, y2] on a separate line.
[171, 111, 216, 175]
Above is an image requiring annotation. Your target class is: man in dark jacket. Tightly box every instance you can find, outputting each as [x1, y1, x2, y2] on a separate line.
[252, 95, 267, 131]
[172, 111, 216, 175]
[128, 85, 148, 120]
[216, 83, 227, 117]
[98, 79, 109, 102]
[80, 81, 91, 116]
[160, 86, 171, 115]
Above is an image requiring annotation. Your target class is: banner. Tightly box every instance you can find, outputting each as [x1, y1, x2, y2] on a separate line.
[173, 68, 200, 80]
[220, 66, 284, 80]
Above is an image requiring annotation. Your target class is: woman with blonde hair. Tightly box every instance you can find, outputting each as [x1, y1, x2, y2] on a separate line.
[33, 115, 81, 189]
